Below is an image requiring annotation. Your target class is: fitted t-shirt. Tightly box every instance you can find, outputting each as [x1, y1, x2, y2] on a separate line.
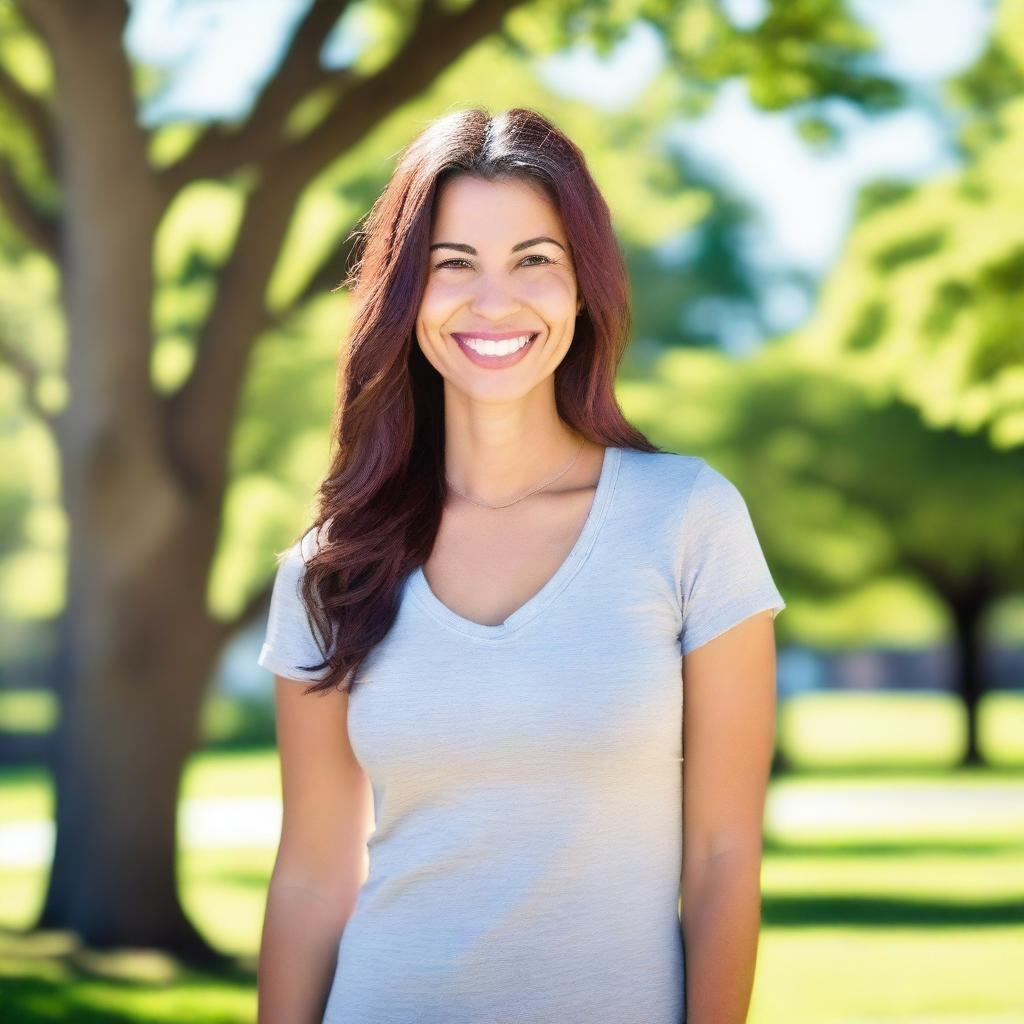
[257, 446, 786, 1024]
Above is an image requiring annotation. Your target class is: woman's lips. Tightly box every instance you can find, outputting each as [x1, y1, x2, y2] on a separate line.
[451, 332, 538, 369]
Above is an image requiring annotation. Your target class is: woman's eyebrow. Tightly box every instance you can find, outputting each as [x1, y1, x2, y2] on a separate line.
[428, 236, 566, 254]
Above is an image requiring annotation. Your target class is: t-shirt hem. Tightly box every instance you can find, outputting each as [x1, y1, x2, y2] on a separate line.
[680, 596, 786, 656]
[257, 642, 327, 681]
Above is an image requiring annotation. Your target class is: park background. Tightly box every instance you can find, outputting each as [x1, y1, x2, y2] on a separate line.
[1, 0, 1022, 1021]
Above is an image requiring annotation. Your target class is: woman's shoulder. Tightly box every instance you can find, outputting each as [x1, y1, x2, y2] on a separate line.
[617, 446, 709, 498]
[617, 448, 757, 536]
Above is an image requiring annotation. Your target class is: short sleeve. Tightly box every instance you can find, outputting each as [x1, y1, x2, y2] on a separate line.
[677, 462, 786, 656]
[256, 528, 331, 682]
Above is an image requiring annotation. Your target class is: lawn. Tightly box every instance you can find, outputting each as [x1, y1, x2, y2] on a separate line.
[1, 691, 1022, 1023]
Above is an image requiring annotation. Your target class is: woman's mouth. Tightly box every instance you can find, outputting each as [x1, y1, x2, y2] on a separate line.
[451, 331, 538, 369]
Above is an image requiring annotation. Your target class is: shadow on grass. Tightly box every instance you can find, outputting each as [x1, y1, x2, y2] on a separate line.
[0, 926, 256, 1024]
[763, 836, 1024, 857]
[762, 893, 1024, 927]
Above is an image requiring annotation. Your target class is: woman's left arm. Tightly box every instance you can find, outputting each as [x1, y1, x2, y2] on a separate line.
[679, 608, 779, 1024]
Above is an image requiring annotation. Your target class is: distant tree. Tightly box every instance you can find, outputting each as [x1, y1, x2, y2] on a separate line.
[0, 0, 902, 960]
[699, 0, 1024, 764]
[627, 347, 1024, 766]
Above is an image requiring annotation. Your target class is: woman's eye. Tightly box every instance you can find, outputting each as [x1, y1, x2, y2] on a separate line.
[434, 254, 553, 270]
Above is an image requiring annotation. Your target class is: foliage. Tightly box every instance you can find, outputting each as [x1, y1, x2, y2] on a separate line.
[782, 0, 1024, 450]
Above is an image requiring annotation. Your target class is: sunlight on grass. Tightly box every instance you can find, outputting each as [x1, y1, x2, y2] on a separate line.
[981, 692, 1024, 766]
[180, 749, 282, 801]
[754, 927, 1024, 1023]
[178, 845, 277, 956]
[781, 691, 963, 767]
[780, 691, 1024, 769]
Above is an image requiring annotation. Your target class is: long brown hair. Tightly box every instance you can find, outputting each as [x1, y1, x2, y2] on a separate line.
[290, 105, 661, 695]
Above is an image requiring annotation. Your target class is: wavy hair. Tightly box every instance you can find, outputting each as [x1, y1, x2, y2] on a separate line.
[289, 105, 661, 695]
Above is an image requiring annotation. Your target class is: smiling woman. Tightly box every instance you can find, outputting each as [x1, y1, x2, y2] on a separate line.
[255, 106, 785, 1024]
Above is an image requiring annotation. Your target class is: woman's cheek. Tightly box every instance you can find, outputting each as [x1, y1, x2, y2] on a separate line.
[418, 287, 453, 334]
[538, 267, 576, 300]
[531, 282, 576, 320]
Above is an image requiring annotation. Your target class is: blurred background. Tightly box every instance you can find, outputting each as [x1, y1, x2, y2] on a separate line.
[1, 0, 1022, 1021]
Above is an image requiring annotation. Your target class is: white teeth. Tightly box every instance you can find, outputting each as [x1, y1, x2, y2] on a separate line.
[463, 333, 533, 356]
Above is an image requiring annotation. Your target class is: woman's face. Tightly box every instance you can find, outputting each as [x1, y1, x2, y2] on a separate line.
[416, 174, 581, 401]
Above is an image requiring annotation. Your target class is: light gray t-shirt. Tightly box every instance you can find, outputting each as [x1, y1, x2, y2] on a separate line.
[257, 446, 785, 1024]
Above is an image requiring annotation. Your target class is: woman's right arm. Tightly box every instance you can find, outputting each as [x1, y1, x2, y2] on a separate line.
[257, 677, 375, 1024]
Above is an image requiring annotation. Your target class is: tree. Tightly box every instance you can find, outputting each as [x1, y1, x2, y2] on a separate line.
[790, 0, 1024, 451]
[624, 345, 1024, 766]
[709, 0, 1024, 763]
[0, 0, 902, 960]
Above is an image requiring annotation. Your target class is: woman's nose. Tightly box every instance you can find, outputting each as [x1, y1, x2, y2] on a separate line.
[468, 279, 521, 318]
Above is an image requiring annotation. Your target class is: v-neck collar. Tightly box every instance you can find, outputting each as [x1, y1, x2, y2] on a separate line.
[406, 445, 622, 641]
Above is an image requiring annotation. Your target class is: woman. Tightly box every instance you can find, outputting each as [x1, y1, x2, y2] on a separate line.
[256, 106, 785, 1024]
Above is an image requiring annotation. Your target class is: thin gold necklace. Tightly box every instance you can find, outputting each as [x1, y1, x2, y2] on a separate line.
[445, 435, 587, 510]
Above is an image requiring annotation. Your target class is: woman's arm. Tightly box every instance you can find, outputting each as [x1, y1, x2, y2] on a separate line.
[679, 609, 778, 1024]
[257, 678, 375, 1024]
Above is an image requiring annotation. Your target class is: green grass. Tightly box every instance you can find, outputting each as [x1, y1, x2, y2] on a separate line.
[1, 692, 1022, 1022]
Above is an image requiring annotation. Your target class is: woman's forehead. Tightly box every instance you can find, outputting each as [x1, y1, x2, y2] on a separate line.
[432, 175, 563, 238]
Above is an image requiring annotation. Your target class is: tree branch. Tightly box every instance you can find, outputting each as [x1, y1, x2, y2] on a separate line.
[0, 328, 56, 426]
[161, 170, 307, 496]
[159, 0, 355, 193]
[11, 0, 61, 39]
[0, 156, 60, 258]
[217, 576, 276, 640]
[271, 0, 528, 186]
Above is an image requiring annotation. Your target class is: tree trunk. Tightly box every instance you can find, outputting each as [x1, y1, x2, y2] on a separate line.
[28, 37, 234, 949]
[36, 447, 231, 963]
[949, 592, 987, 767]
